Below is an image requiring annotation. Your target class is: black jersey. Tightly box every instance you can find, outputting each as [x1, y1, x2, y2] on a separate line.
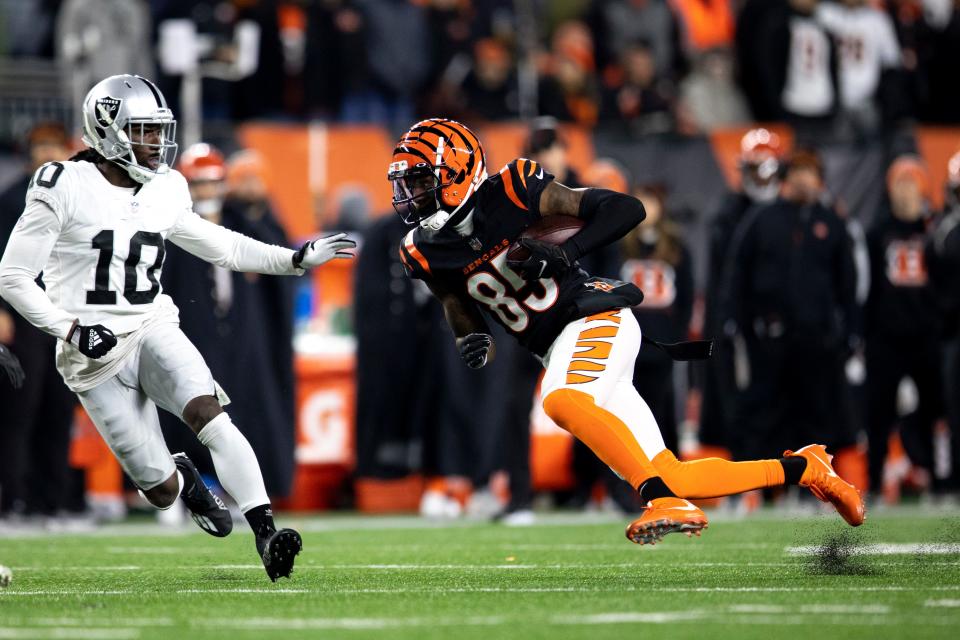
[398, 159, 642, 357]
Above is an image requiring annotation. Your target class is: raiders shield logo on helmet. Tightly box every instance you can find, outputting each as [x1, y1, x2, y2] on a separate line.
[94, 97, 122, 128]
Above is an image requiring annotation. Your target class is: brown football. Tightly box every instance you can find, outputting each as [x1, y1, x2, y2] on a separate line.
[507, 215, 584, 262]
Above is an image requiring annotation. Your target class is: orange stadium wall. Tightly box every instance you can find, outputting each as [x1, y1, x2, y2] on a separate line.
[237, 122, 596, 235]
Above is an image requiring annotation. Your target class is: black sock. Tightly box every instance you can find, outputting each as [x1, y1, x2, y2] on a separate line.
[245, 504, 276, 539]
[177, 469, 196, 497]
[638, 476, 676, 503]
[780, 457, 807, 485]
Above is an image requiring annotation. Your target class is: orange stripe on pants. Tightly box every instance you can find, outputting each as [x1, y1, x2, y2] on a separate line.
[651, 450, 785, 499]
[542, 388, 659, 490]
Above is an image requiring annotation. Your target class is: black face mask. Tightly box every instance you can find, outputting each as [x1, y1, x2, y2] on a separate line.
[390, 167, 444, 224]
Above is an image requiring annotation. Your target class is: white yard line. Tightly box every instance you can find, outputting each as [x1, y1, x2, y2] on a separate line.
[0, 618, 173, 628]
[13, 566, 143, 572]
[728, 604, 891, 614]
[194, 616, 510, 630]
[96, 542, 780, 554]
[1, 604, 951, 634]
[12, 560, 960, 572]
[551, 612, 705, 624]
[786, 543, 960, 556]
[5, 585, 960, 597]
[0, 630, 140, 639]
[189, 606, 949, 631]
[925, 599, 960, 608]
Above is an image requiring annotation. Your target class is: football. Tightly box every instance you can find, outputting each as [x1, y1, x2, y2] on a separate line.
[507, 214, 584, 262]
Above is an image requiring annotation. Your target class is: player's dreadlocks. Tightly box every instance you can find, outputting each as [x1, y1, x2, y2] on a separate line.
[68, 148, 102, 163]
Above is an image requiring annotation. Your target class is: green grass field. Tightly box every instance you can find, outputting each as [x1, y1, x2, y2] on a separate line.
[2, 506, 960, 639]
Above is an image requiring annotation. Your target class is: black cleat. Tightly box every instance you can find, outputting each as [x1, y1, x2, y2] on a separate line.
[173, 453, 233, 537]
[257, 528, 302, 582]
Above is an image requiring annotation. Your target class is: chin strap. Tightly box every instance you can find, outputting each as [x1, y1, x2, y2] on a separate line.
[419, 209, 452, 231]
[109, 155, 165, 185]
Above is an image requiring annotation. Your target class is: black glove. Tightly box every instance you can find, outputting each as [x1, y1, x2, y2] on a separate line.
[0, 343, 24, 389]
[506, 238, 571, 280]
[68, 323, 118, 359]
[457, 333, 493, 369]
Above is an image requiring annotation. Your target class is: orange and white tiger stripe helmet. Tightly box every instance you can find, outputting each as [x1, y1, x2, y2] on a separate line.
[388, 118, 487, 229]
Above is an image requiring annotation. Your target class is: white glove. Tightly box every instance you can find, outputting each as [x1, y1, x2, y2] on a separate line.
[292, 233, 357, 269]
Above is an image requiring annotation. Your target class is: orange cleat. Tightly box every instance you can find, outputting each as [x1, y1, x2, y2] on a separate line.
[784, 444, 866, 526]
[625, 497, 708, 545]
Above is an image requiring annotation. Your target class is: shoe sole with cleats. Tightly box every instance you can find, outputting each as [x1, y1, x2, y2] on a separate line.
[262, 528, 302, 582]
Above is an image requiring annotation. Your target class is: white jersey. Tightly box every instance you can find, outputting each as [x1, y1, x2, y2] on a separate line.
[816, 3, 901, 108]
[0, 159, 301, 390]
[781, 15, 835, 117]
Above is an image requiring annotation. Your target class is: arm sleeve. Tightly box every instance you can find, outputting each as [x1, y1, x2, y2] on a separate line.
[169, 210, 301, 276]
[559, 187, 646, 262]
[0, 199, 76, 339]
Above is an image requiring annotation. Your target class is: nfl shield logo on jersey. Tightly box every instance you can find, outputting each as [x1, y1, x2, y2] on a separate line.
[94, 97, 122, 127]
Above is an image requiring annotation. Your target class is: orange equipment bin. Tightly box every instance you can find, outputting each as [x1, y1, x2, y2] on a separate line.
[275, 349, 356, 511]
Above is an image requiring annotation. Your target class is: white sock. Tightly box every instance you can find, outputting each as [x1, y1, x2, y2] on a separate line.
[139, 470, 183, 510]
[197, 413, 270, 513]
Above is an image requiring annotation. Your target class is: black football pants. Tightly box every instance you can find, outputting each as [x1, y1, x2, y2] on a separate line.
[734, 334, 853, 461]
[865, 335, 943, 492]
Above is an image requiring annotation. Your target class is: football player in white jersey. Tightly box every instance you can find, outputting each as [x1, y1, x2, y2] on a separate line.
[0, 75, 355, 581]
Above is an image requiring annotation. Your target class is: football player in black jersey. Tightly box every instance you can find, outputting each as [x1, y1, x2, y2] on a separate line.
[389, 118, 864, 543]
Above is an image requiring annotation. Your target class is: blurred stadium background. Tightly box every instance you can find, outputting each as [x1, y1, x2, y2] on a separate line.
[2, 0, 960, 530]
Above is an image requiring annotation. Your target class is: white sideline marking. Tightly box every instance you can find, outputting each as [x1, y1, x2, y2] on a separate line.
[15, 566, 142, 572]
[196, 616, 509, 630]
[925, 599, 960, 608]
[11, 560, 960, 573]
[0, 630, 139, 639]
[0, 589, 308, 596]
[4, 585, 960, 597]
[786, 543, 960, 556]
[729, 604, 891, 614]
[190, 606, 943, 631]
[96, 542, 783, 555]
[703, 615, 896, 627]
[316, 561, 960, 569]
[0, 605, 947, 633]
[500, 542, 779, 551]
[12, 558, 960, 576]
[551, 612, 704, 624]
[0, 618, 172, 628]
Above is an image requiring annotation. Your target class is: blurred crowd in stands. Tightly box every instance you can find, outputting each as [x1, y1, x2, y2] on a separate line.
[2, 0, 960, 526]
[1, 0, 959, 138]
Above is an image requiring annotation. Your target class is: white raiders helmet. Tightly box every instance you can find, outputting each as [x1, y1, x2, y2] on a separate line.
[80, 74, 178, 184]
